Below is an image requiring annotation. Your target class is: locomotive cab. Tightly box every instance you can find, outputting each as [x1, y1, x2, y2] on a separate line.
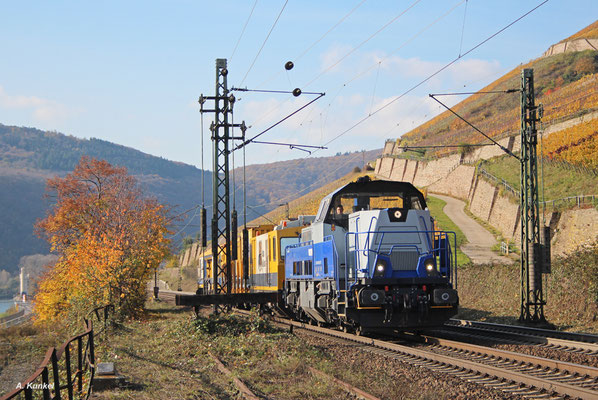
[286, 176, 458, 332]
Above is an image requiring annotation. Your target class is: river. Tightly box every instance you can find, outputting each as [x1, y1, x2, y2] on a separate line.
[0, 299, 16, 314]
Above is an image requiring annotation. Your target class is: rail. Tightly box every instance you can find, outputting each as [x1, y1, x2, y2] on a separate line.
[1, 304, 114, 400]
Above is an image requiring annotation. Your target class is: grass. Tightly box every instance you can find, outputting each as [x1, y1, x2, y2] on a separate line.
[90, 302, 447, 399]
[481, 155, 598, 210]
[426, 195, 472, 265]
[0, 324, 68, 396]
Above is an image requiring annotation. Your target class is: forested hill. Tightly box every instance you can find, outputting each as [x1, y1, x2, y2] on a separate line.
[0, 124, 197, 178]
[0, 123, 379, 274]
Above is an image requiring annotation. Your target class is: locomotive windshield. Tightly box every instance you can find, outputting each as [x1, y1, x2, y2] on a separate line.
[326, 192, 424, 219]
[316, 177, 427, 224]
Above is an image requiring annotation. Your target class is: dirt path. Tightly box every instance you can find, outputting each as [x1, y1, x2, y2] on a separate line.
[431, 194, 514, 265]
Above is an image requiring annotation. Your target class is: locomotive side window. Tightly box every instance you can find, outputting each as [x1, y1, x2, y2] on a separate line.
[272, 237, 276, 260]
[410, 195, 424, 210]
[304, 260, 313, 275]
[316, 197, 331, 222]
[323, 257, 328, 275]
[280, 237, 299, 260]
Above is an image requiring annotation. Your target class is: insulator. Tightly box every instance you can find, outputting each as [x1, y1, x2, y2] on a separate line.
[231, 210, 238, 261]
[201, 208, 207, 247]
[292, 88, 302, 97]
[242, 228, 249, 280]
[285, 61, 294, 70]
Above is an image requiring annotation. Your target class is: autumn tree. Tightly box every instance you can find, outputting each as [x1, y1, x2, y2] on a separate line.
[34, 157, 171, 323]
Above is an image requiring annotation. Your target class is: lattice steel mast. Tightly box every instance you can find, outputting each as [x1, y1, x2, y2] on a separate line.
[519, 68, 548, 323]
[198, 58, 245, 296]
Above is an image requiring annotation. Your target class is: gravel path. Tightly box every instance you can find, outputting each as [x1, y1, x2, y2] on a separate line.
[431, 194, 514, 265]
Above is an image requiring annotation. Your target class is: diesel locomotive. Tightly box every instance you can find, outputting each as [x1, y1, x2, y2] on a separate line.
[191, 176, 459, 333]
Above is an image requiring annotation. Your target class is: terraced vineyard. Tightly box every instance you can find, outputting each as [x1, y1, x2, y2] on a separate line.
[399, 50, 598, 158]
[542, 117, 598, 169]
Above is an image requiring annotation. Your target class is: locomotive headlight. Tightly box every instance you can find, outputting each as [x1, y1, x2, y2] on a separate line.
[424, 259, 438, 276]
[374, 259, 387, 277]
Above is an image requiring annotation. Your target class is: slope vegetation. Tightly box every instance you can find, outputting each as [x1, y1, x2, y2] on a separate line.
[400, 50, 598, 159]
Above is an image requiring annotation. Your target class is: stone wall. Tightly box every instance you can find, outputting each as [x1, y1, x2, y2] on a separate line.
[552, 208, 598, 256]
[543, 38, 598, 57]
[413, 154, 461, 187]
[377, 151, 598, 253]
[468, 176, 496, 222]
[428, 165, 475, 199]
[487, 194, 520, 243]
[382, 140, 396, 155]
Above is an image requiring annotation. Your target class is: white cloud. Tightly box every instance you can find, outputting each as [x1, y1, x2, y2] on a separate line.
[319, 44, 355, 74]
[0, 85, 77, 123]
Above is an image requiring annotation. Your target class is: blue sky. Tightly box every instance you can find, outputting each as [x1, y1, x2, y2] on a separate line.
[0, 1, 596, 167]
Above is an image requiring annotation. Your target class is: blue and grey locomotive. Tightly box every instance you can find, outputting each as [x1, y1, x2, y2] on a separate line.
[283, 176, 458, 333]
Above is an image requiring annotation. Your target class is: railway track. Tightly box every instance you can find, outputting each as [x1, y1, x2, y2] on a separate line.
[443, 319, 598, 355]
[156, 290, 598, 398]
[272, 316, 598, 399]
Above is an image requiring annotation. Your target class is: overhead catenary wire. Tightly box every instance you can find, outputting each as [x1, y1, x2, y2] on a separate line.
[308, 0, 550, 156]
[317, 0, 465, 138]
[256, 0, 368, 89]
[303, 0, 422, 89]
[458, 0, 468, 57]
[230, 0, 259, 63]
[249, 151, 366, 210]
[239, 0, 289, 87]
[232, 92, 325, 152]
[429, 94, 519, 159]
[242, 0, 462, 145]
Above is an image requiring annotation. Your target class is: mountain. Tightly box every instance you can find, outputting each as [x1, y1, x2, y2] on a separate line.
[0, 123, 379, 273]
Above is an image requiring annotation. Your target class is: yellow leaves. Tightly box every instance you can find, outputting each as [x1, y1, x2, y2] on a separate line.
[34, 156, 172, 323]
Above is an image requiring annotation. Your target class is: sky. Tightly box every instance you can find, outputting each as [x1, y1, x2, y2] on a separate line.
[1, 1, 596, 168]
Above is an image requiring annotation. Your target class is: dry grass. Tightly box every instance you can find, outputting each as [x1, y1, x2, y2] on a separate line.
[457, 242, 598, 333]
[89, 301, 446, 399]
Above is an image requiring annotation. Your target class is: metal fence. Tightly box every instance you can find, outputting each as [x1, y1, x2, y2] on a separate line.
[1, 304, 113, 400]
[477, 167, 520, 197]
[541, 194, 598, 209]
[476, 166, 597, 210]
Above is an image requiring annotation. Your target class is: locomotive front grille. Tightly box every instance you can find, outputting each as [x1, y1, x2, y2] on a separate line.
[390, 250, 419, 271]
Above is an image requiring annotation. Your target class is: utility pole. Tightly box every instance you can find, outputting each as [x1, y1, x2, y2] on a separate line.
[198, 58, 246, 297]
[519, 68, 549, 323]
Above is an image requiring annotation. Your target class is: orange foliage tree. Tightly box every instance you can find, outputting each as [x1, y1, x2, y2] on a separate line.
[34, 157, 171, 323]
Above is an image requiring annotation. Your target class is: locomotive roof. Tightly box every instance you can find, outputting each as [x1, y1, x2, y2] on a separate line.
[314, 176, 427, 223]
[326, 176, 425, 202]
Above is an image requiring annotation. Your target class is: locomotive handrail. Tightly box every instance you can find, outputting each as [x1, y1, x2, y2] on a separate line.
[418, 216, 434, 250]
[323, 235, 339, 285]
[350, 216, 379, 274]
[343, 229, 458, 286]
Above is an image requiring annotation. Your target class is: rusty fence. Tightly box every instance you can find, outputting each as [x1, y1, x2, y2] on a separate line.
[1, 304, 114, 400]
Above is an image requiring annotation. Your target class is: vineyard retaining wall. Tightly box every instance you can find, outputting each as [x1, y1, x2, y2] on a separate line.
[377, 151, 597, 252]
[543, 38, 598, 57]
